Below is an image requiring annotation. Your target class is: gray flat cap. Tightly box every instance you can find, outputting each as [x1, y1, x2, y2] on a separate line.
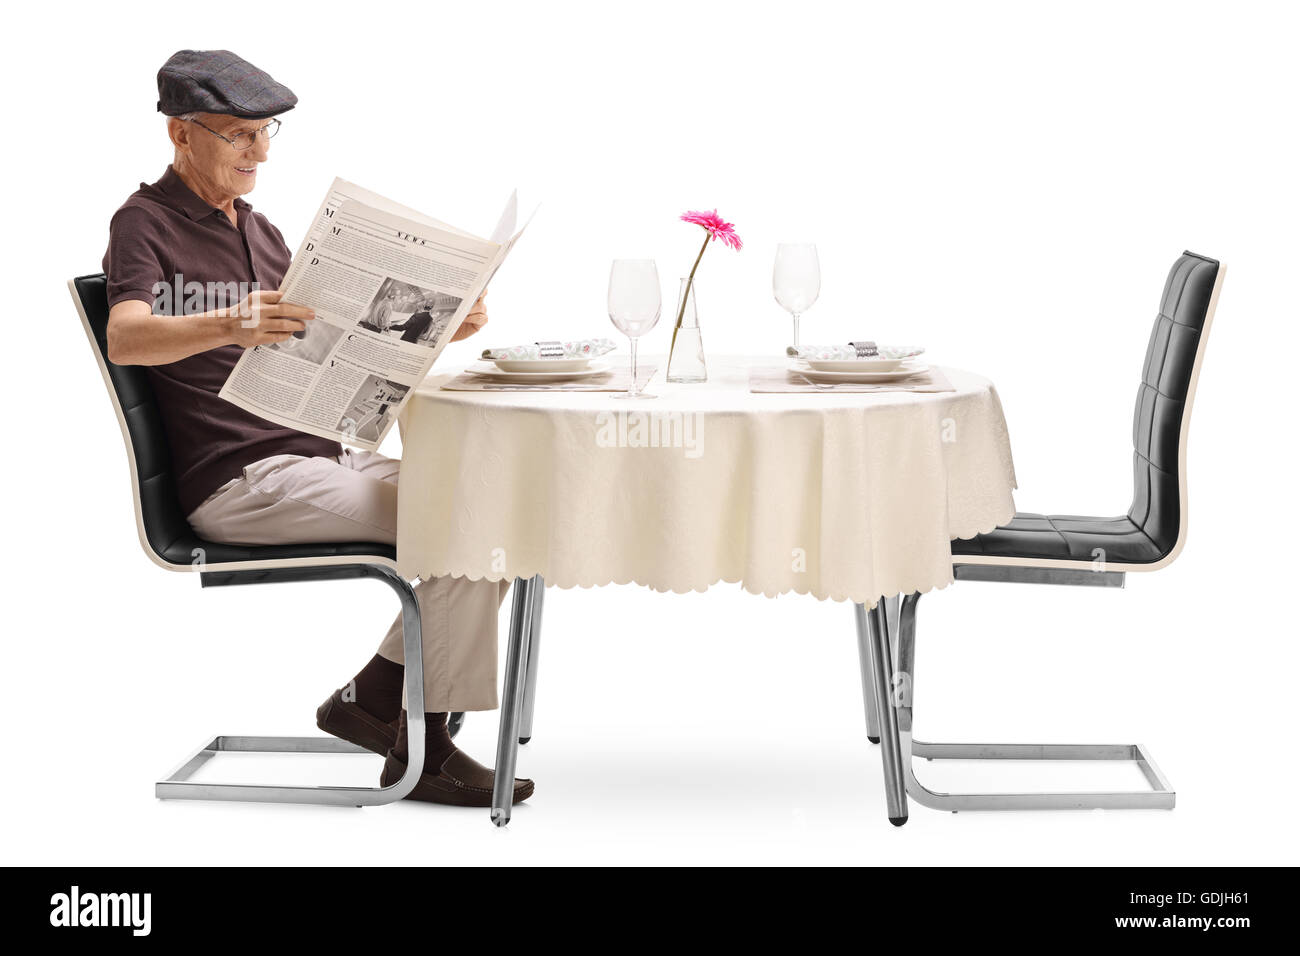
[157, 49, 297, 119]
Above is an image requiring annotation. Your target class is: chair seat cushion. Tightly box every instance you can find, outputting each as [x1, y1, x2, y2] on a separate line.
[157, 531, 395, 568]
[951, 512, 1165, 565]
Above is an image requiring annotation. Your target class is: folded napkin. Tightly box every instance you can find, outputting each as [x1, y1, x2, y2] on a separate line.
[786, 342, 925, 361]
[482, 338, 616, 360]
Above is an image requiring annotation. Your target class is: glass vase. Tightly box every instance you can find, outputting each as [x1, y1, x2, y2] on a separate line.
[666, 277, 708, 383]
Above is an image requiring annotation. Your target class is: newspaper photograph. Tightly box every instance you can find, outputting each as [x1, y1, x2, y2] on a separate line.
[218, 178, 528, 449]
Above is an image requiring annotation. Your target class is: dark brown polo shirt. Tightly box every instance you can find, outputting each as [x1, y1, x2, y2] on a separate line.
[103, 165, 341, 515]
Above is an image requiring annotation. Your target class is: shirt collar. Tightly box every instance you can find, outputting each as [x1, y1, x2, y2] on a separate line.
[156, 165, 252, 221]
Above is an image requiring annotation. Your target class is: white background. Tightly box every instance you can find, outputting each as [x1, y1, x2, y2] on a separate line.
[2, 0, 1296, 865]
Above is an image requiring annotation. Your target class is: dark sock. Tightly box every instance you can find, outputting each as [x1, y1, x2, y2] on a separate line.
[347, 654, 404, 723]
[392, 710, 456, 772]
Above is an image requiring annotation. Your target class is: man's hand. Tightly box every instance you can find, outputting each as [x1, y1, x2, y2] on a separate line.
[452, 295, 489, 341]
[227, 290, 316, 348]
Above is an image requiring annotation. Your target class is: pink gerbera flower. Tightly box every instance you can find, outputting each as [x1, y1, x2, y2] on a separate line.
[680, 209, 744, 250]
[672, 208, 743, 334]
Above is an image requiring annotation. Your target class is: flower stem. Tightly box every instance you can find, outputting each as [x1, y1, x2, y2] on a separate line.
[674, 233, 711, 329]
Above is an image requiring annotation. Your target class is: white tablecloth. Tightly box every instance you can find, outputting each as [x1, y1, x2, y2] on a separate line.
[396, 357, 1017, 606]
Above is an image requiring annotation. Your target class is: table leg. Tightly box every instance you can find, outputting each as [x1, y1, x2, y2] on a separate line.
[491, 575, 539, 827]
[855, 600, 909, 826]
[886, 594, 901, 662]
[518, 581, 545, 745]
[856, 604, 881, 744]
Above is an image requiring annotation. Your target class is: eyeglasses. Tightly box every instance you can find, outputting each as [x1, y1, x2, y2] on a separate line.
[187, 117, 281, 150]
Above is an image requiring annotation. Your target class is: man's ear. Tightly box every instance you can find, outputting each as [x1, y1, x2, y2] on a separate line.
[166, 117, 191, 152]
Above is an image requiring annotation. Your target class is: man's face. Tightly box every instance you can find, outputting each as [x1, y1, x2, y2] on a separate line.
[179, 112, 274, 198]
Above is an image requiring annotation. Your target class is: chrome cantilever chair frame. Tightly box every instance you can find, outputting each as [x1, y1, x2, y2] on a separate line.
[854, 253, 1224, 823]
[71, 274, 447, 809]
[156, 563, 428, 807]
[856, 570, 1175, 820]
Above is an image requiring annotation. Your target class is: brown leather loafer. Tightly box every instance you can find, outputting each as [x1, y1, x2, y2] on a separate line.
[315, 689, 400, 757]
[380, 749, 534, 807]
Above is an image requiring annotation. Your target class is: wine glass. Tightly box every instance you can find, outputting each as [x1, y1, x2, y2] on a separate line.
[608, 259, 661, 399]
[773, 243, 821, 348]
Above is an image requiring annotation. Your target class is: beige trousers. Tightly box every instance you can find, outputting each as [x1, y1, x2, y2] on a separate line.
[188, 450, 509, 712]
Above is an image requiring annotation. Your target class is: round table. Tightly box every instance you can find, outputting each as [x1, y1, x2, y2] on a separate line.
[396, 356, 1017, 607]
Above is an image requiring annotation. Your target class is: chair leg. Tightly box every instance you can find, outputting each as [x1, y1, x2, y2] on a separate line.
[855, 602, 909, 826]
[895, 592, 1176, 811]
[448, 712, 465, 739]
[157, 563, 426, 807]
[518, 581, 545, 745]
[491, 574, 540, 826]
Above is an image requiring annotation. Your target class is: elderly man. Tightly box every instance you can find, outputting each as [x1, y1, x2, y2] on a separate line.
[102, 50, 531, 808]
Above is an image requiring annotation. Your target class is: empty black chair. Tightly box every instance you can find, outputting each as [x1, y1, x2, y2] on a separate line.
[858, 252, 1225, 821]
[953, 251, 1222, 572]
[70, 272, 443, 807]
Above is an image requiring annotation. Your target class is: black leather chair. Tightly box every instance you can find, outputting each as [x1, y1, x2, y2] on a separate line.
[856, 251, 1225, 823]
[70, 272, 449, 807]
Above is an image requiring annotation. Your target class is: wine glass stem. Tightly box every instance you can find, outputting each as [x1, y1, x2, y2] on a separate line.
[628, 338, 639, 397]
[792, 313, 801, 348]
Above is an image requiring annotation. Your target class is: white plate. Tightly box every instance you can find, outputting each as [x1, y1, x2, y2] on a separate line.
[805, 357, 905, 372]
[794, 362, 929, 383]
[471, 360, 612, 383]
[492, 357, 592, 373]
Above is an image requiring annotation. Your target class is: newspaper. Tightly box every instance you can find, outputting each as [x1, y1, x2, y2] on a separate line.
[218, 178, 530, 448]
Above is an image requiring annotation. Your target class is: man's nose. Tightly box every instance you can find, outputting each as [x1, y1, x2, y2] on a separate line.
[248, 133, 271, 162]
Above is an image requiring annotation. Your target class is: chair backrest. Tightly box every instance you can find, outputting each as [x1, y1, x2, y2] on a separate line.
[1129, 251, 1225, 565]
[69, 274, 198, 569]
[71, 273, 398, 572]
